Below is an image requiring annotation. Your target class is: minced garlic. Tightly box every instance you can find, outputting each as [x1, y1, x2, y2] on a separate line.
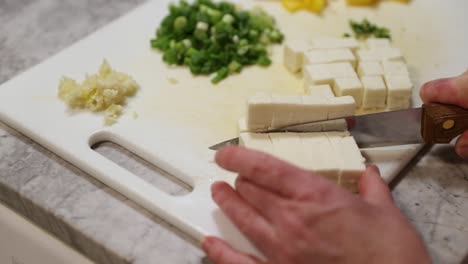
[58, 60, 139, 125]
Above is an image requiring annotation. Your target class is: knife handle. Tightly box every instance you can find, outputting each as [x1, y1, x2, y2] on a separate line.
[421, 103, 468, 144]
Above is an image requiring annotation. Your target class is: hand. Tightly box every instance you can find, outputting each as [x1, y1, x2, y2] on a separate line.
[202, 146, 431, 264]
[420, 71, 468, 159]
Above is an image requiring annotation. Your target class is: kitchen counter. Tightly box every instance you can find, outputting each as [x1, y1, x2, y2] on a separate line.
[1, 1, 468, 264]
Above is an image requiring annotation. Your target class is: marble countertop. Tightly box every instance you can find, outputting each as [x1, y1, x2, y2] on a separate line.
[1, 1, 468, 264]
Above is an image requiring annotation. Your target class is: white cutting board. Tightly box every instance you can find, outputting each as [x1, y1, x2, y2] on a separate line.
[1, 0, 467, 257]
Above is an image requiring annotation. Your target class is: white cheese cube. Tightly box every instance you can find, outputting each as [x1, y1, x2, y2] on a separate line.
[310, 37, 360, 51]
[356, 47, 403, 62]
[327, 96, 356, 120]
[283, 41, 310, 73]
[361, 76, 387, 109]
[239, 133, 275, 155]
[387, 98, 411, 110]
[304, 62, 357, 86]
[299, 96, 330, 124]
[269, 133, 305, 168]
[270, 94, 303, 128]
[246, 94, 274, 131]
[303, 49, 356, 68]
[306, 84, 335, 98]
[382, 61, 409, 76]
[357, 61, 384, 77]
[384, 75, 413, 97]
[300, 133, 341, 177]
[333, 77, 363, 106]
[366, 38, 391, 49]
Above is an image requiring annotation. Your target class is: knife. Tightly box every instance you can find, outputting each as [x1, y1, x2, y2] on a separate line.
[209, 103, 468, 150]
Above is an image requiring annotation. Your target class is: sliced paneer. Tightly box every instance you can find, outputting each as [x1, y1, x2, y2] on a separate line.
[309, 37, 360, 51]
[361, 76, 387, 109]
[246, 94, 274, 131]
[270, 94, 303, 128]
[283, 41, 310, 73]
[356, 47, 403, 62]
[327, 96, 356, 120]
[269, 133, 305, 168]
[298, 96, 330, 124]
[382, 61, 409, 76]
[303, 49, 356, 68]
[384, 75, 413, 110]
[239, 133, 275, 156]
[366, 38, 391, 49]
[306, 84, 335, 98]
[357, 61, 384, 77]
[327, 132, 366, 193]
[304, 62, 357, 86]
[300, 133, 341, 180]
[333, 77, 363, 106]
[321, 118, 348, 132]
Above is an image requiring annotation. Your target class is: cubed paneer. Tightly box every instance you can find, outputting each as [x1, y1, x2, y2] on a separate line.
[300, 133, 341, 176]
[306, 84, 336, 98]
[366, 38, 391, 49]
[327, 96, 356, 119]
[333, 77, 363, 106]
[239, 133, 275, 155]
[382, 61, 409, 76]
[356, 47, 403, 62]
[303, 49, 356, 67]
[271, 94, 303, 128]
[304, 62, 357, 86]
[321, 118, 348, 132]
[361, 76, 387, 109]
[284, 41, 310, 73]
[269, 133, 305, 167]
[357, 61, 384, 77]
[385, 75, 413, 110]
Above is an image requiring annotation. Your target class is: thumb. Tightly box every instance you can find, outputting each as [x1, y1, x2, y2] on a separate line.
[358, 165, 393, 207]
[420, 71, 468, 108]
[456, 131, 468, 160]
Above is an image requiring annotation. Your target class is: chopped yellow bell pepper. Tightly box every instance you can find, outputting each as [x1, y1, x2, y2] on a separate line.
[346, 0, 378, 6]
[303, 0, 327, 13]
[281, 0, 305, 12]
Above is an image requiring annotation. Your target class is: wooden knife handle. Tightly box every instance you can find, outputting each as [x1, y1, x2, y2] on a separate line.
[421, 103, 468, 144]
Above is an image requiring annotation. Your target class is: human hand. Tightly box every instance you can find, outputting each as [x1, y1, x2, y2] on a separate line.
[420, 71, 468, 159]
[202, 146, 431, 264]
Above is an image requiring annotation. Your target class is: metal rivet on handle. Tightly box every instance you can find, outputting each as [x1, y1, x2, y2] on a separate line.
[442, 119, 455, 130]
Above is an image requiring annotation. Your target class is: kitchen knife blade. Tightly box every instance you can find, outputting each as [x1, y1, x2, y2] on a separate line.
[209, 107, 422, 150]
[209, 103, 468, 150]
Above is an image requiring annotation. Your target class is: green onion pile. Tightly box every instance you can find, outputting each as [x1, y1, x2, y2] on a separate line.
[151, 0, 284, 84]
[348, 19, 391, 39]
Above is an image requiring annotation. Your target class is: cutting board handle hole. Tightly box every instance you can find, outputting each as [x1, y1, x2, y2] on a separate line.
[91, 141, 193, 196]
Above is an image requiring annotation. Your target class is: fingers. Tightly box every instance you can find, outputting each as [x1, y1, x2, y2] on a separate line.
[211, 181, 275, 252]
[215, 146, 325, 198]
[455, 131, 468, 159]
[358, 165, 394, 207]
[202, 236, 264, 264]
[235, 177, 284, 221]
[420, 71, 468, 108]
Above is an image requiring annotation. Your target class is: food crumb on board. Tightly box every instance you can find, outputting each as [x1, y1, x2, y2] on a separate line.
[57, 59, 139, 125]
[167, 77, 178, 84]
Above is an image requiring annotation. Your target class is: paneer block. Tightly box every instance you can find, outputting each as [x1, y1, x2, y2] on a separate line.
[300, 133, 341, 177]
[385, 75, 413, 110]
[357, 61, 384, 77]
[321, 119, 348, 132]
[382, 61, 409, 76]
[284, 41, 310, 73]
[269, 133, 305, 168]
[304, 62, 357, 86]
[306, 84, 336, 98]
[387, 98, 411, 110]
[361, 76, 387, 109]
[309, 37, 360, 51]
[366, 38, 391, 49]
[303, 49, 356, 68]
[246, 95, 356, 131]
[356, 47, 403, 62]
[246, 94, 274, 131]
[333, 77, 363, 106]
[239, 133, 275, 155]
[327, 96, 356, 120]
